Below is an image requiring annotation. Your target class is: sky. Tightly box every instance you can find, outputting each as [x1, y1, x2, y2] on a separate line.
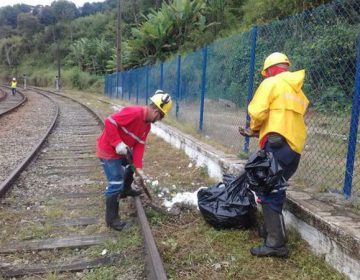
[0, 0, 102, 8]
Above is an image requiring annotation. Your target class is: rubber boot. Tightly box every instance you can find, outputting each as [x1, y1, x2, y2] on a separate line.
[119, 166, 141, 199]
[105, 194, 127, 231]
[256, 207, 267, 238]
[258, 223, 267, 238]
[250, 204, 288, 258]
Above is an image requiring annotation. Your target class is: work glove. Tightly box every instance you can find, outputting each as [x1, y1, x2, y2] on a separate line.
[238, 126, 259, 138]
[115, 142, 128, 155]
[133, 169, 145, 186]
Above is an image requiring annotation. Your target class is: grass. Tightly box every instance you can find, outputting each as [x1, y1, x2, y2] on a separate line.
[57, 89, 348, 279]
[144, 134, 346, 280]
[238, 150, 250, 160]
[82, 266, 118, 280]
[44, 206, 66, 219]
[78, 226, 145, 280]
[154, 211, 346, 280]
[85, 226, 142, 258]
[19, 224, 54, 240]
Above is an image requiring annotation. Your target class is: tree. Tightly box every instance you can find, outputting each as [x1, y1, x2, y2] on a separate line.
[204, 0, 244, 36]
[13, 4, 32, 14]
[124, 0, 207, 67]
[68, 38, 87, 70]
[67, 37, 112, 74]
[0, 4, 32, 28]
[0, 6, 18, 28]
[0, 25, 14, 39]
[51, 0, 79, 22]
[17, 13, 43, 53]
[0, 36, 22, 69]
[80, 0, 117, 16]
[17, 13, 42, 38]
[241, 0, 333, 26]
[38, 5, 57, 25]
[81, 3, 97, 16]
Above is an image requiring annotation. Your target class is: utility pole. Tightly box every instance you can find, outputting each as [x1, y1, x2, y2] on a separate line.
[116, 0, 122, 97]
[23, 74, 27, 90]
[116, 0, 122, 72]
[55, 75, 59, 91]
[57, 42, 61, 90]
[53, 25, 61, 91]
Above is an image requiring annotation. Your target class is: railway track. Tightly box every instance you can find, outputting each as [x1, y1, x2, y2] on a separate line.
[0, 88, 167, 279]
[0, 87, 27, 116]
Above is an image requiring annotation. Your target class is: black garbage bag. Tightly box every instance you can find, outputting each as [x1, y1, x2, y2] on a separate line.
[245, 150, 287, 194]
[197, 173, 257, 229]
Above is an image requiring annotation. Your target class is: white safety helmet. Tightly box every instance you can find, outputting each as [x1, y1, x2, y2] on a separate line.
[154, 89, 164, 94]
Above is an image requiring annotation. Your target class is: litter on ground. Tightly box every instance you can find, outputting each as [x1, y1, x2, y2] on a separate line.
[163, 187, 207, 210]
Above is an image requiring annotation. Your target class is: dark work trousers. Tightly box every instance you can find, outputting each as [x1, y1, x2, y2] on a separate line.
[256, 141, 301, 213]
[100, 157, 128, 197]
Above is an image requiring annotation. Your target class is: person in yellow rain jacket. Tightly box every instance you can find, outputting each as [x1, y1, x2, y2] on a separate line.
[10, 77, 17, 95]
[239, 52, 309, 258]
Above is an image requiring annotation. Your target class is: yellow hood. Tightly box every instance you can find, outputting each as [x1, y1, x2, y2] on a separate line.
[276, 70, 305, 93]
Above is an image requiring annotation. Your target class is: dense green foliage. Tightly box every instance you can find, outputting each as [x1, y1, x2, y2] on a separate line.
[145, 0, 358, 113]
[241, 0, 333, 25]
[0, 0, 357, 113]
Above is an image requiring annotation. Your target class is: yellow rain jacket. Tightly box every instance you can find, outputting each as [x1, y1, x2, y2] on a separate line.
[248, 70, 309, 154]
[11, 81, 17, 88]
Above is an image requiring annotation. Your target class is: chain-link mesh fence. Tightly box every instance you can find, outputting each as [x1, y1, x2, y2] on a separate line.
[254, 0, 360, 196]
[105, 0, 360, 197]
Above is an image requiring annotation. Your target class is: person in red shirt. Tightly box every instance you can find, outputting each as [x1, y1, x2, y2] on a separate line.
[97, 90, 173, 230]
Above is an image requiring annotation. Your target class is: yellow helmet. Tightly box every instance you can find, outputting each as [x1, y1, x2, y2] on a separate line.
[261, 52, 290, 76]
[150, 90, 173, 116]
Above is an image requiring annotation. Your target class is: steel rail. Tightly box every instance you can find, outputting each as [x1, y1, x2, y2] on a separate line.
[0, 86, 27, 117]
[0, 88, 113, 278]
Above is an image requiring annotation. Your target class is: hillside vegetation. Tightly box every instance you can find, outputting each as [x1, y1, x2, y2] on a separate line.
[0, 0, 336, 91]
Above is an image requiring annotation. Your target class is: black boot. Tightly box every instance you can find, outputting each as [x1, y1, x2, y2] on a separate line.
[250, 204, 288, 258]
[119, 166, 141, 198]
[258, 223, 267, 238]
[105, 194, 127, 231]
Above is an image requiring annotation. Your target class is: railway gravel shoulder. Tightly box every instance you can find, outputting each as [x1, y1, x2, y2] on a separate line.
[0, 89, 56, 195]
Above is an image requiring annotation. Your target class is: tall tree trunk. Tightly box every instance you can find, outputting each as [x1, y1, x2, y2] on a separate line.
[132, 0, 139, 24]
[92, 56, 96, 74]
[69, 22, 73, 42]
[4, 44, 12, 67]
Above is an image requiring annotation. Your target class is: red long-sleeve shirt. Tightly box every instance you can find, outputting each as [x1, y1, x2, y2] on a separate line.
[96, 106, 151, 169]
